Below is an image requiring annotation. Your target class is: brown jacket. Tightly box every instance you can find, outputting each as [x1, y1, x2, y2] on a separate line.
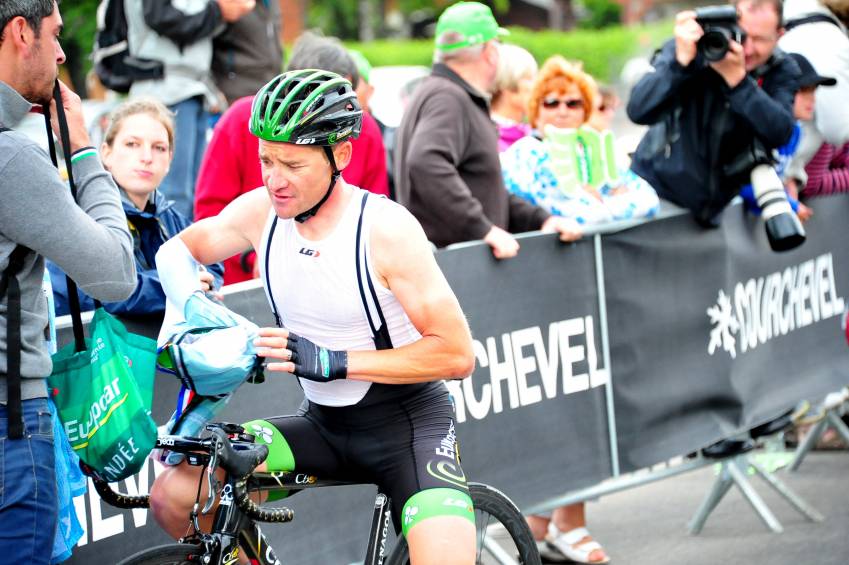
[394, 64, 549, 248]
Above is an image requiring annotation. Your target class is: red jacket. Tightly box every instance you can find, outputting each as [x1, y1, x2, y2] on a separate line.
[194, 96, 390, 285]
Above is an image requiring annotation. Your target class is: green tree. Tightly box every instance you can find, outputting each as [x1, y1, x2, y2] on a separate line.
[307, 0, 511, 41]
[578, 0, 622, 30]
[59, 0, 100, 94]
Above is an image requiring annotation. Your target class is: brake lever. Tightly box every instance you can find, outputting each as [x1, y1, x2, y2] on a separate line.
[201, 437, 221, 514]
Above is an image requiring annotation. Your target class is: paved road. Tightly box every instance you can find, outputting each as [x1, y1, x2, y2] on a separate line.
[579, 450, 849, 565]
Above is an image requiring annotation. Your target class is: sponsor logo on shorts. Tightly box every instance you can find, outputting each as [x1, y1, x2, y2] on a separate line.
[251, 424, 274, 444]
[425, 459, 467, 489]
[435, 422, 457, 460]
[404, 505, 419, 526]
[442, 496, 472, 511]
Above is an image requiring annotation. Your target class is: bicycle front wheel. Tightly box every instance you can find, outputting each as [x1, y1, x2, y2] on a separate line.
[116, 543, 205, 565]
[386, 482, 541, 565]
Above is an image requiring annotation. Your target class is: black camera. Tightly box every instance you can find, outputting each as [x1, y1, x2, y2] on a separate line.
[695, 5, 746, 62]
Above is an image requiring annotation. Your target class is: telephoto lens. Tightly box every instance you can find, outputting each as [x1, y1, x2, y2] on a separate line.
[750, 164, 806, 252]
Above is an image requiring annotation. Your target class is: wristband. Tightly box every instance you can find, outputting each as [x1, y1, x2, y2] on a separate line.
[288, 332, 347, 382]
[70, 147, 97, 164]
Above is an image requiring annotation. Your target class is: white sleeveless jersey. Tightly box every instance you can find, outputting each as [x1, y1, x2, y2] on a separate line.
[257, 188, 422, 406]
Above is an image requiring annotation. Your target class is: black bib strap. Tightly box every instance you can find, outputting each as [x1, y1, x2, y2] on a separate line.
[263, 191, 393, 351]
[355, 192, 393, 350]
[264, 216, 282, 327]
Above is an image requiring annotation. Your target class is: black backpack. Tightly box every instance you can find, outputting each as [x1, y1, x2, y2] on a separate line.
[92, 0, 164, 93]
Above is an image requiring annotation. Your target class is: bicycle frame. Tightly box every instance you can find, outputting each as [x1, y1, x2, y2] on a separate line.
[117, 433, 397, 565]
[188, 472, 395, 565]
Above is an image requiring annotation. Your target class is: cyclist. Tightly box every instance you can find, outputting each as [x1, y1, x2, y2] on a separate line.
[149, 69, 477, 565]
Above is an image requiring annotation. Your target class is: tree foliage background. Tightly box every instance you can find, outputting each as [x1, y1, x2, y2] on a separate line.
[57, 0, 633, 94]
[59, 0, 100, 93]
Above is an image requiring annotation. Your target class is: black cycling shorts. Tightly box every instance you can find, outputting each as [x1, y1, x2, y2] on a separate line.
[242, 381, 472, 533]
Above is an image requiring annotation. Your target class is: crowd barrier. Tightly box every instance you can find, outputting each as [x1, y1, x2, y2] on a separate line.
[60, 195, 849, 563]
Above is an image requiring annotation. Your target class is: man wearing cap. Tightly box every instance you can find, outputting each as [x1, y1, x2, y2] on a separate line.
[394, 1, 581, 259]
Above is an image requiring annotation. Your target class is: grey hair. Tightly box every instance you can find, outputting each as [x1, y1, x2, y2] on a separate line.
[287, 31, 360, 90]
[494, 44, 537, 94]
[0, 0, 56, 46]
[433, 31, 485, 64]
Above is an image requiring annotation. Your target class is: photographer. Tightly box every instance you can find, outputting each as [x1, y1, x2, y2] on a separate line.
[627, 0, 801, 227]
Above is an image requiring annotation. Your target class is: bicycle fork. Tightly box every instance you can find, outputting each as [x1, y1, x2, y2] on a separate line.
[363, 493, 393, 565]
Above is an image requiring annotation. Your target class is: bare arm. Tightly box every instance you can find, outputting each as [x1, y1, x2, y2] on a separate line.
[155, 188, 269, 308]
[347, 206, 475, 383]
[256, 204, 475, 383]
[177, 187, 270, 265]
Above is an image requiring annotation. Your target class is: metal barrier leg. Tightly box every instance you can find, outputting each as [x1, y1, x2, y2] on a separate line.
[788, 418, 828, 472]
[749, 459, 824, 522]
[827, 411, 849, 445]
[727, 457, 783, 533]
[688, 463, 734, 535]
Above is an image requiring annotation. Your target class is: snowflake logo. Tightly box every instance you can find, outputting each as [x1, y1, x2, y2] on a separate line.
[251, 424, 274, 444]
[707, 290, 740, 358]
[404, 506, 419, 525]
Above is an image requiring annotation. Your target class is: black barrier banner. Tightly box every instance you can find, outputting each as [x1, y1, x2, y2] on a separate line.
[436, 234, 613, 507]
[61, 196, 849, 563]
[604, 195, 849, 472]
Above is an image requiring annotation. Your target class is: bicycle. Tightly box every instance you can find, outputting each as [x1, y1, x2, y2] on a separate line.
[95, 422, 541, 565]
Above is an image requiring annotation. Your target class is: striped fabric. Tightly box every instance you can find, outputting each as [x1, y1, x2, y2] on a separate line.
[803, 142, 849, 196]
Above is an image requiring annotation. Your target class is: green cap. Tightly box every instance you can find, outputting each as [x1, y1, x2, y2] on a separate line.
[348, 50, 372, 84]
[435, 2, 509, 52]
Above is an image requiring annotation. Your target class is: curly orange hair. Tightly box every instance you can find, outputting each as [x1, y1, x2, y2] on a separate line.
[527, 56, 598, 129]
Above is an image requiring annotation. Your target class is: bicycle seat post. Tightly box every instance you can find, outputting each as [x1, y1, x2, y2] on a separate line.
[363, 491, 393, 565]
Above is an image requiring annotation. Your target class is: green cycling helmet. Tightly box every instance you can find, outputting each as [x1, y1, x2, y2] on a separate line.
[250, 69, 363, 146]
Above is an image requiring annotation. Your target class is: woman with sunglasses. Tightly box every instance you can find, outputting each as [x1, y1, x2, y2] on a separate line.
[501, 56, 658, 227]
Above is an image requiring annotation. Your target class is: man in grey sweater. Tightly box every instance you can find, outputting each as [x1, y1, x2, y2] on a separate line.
[0, 2, 135, 561]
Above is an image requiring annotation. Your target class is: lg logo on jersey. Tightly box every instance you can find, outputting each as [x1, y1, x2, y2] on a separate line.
[298, 247, 320, 258]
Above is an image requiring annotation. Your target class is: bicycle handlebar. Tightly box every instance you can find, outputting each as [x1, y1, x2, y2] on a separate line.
[232, 478, 295, 523]
[92, 427, 296, 523]
[207, 428, 294, 523]
[92, 475, 151, 509]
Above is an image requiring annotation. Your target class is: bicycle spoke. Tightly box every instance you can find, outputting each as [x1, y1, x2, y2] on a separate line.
[476, 508, 491, 562]
[475, 507, 522, 565]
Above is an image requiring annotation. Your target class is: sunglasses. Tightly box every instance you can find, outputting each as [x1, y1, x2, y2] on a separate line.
[542, 97, 584, 110]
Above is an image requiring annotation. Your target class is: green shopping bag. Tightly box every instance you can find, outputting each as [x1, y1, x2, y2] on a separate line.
[49, 308, 158, 482]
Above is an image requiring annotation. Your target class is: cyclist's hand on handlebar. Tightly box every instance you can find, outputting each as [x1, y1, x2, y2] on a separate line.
[255, 327, 347, 382]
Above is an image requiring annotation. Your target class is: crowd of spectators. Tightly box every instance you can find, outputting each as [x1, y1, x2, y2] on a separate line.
[4, 0, 849, 562]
